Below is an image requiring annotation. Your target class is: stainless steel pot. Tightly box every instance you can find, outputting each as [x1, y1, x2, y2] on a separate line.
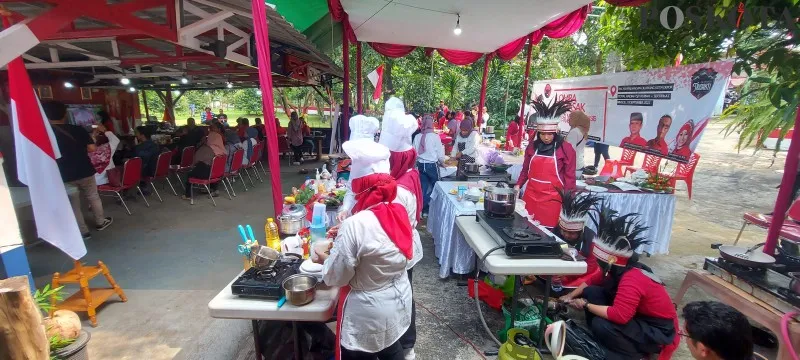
[486, 125, 495, 134]
[718, 243, 776, 268]
[484, 182, 517, 217]
[282, 274, 318, 306]
[463, 163, 480, 174]
[253, 246, 280, 270]
[789, 272, 800, 295]
[278, 204, 308, 235]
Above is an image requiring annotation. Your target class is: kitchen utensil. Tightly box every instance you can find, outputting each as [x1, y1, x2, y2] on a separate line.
[276, 296, 287, 309]
[277, 215, 307, 235]
[780, 239, 800, 257]
[489, 164, 512, 173]
[282, 274, 318, 306]
[545, 320, 567, 358]
[246, 225, 256, 242]
[282, 204, 308, 219]
[718, 243, 776, 268]
[237, 225, 249, 243]
[254, 246, 280, 270]
[789, 272, 800, 295]
[463, 162, 481, 174]
[237, 244, 251, 256]
[299, 259, 324, 281]
[484, 183, 517, 217]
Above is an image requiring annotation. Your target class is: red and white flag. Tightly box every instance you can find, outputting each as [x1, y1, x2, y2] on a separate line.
[367, 64, 384, 102]
[8, 45, 86, 259]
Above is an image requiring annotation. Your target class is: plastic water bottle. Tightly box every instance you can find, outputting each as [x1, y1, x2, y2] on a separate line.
[266, 218, 281, 251]
[551, 276, 563, 293]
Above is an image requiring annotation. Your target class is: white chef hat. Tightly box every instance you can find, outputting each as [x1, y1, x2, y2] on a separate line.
[379, 113, 417, 152]
[343, 138, 390, 180]
[349, 114, 380, 141]
[384, 96, 405, 114]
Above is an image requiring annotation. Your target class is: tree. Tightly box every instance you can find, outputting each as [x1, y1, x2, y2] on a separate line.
[231, 88, 263, 114]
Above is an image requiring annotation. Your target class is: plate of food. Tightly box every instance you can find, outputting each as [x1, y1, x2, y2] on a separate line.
[584, 185, 609, 193]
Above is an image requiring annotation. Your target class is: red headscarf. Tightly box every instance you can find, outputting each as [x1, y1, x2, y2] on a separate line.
[389, 149, 423, 222]
[352, 173, 413, 259]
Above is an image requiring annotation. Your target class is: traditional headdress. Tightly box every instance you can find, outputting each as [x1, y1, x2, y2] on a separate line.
[558, 189, 600, 232]
[591, 207, 651, 269]
[531, 98, 572, 132]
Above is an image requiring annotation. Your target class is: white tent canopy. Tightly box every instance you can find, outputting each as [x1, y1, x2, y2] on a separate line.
[341, 0, 589, 52]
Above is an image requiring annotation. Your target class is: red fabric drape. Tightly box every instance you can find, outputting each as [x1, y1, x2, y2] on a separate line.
[530, 30, 545, 45]
[540, 5, 591, 39]
[369, 42, 416, 58]
[356, 42, 363, 114]
[604, 0, 651, 6]
[478, 54, 492, 126]
[518, 36, 534, 146]
[252, 0, 283, 217]
[494, 36, 528, 61]
[437, 49, 485, 66]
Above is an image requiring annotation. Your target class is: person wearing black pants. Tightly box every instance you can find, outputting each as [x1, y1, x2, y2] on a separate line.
[183, 161, 219, 197]
[181, 122, 227, 200]
[593, 142, 610, 168]
[341, 341, 405, 360]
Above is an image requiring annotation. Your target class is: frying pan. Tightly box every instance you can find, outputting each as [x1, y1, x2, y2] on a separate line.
[717, 243, 776, 268]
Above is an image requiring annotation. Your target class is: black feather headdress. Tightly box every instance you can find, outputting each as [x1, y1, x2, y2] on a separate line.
[590, 205, 651, 267]
[558, 189, 601, 231]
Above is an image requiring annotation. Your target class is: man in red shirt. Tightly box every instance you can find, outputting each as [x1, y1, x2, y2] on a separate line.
[646, 115, 672, 156]
[619, 112, 647, 149]
[568, 208, 679, 360]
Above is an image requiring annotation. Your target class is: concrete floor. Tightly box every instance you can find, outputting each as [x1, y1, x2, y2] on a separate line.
[24, 120, 789, 359]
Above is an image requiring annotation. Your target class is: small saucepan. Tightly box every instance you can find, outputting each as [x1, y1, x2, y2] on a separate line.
[282, 274, 318, 306]
[463, 163, 481, 174]
[789, 272, 800, 295]
[717, 243, 776, 268]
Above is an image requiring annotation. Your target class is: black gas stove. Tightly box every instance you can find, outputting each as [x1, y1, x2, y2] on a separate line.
[475, 210, 563, 258]
[231, 258, 302, 299]
[703, 257, 800, 312]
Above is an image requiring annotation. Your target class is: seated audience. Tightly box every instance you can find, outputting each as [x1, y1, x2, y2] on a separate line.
[182, 122, 227, 199]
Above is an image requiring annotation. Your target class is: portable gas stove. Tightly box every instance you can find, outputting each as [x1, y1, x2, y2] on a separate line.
[475, 210, 562, 258]
[231, 258, 302, 299]
[703, 257, 800, 313]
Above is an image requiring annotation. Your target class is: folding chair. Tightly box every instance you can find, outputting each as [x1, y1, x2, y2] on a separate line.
[224, 148, 247, 196]
[242, 143, 263, 186]
[624, 153, 662, 177]
[143, 151, 178, 202]
[734, 198, 800, 245]
[618, 148, 637, 167]
[661, 153, 701, 199]
[98, 157, 149, 215]
[187, 155, 231, 206]
[170, 146, 195, 190]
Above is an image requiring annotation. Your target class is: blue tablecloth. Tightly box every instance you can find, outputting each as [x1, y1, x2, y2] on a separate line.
[428, 181, 483, 278]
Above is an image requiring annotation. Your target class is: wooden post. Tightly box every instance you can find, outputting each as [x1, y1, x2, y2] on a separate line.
[0, 276, 49, 360]
[142, 90, 150, 121]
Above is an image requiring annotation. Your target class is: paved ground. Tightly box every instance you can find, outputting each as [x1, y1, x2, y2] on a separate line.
[22, 120, 788, 359]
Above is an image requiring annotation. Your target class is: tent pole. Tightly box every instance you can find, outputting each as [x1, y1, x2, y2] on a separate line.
[519, 36, 534, 147]
[356, 42, 362, 114]
[165, 90, 175, 124]
[764, 105, 800, 254]
[478, 54, 492, 128]
[342, 31, 350, 140]
[251, 0, 284, 217]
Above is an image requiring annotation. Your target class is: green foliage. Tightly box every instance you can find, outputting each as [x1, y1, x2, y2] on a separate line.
[33, 284, 64, 315]
[231, 88, 264, 114]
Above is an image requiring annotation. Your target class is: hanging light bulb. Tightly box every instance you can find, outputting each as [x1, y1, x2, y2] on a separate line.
[181, 77, 189, 84]
[128, 87, 136, 92]
[256, 89, 263, 96]
[453, 14, 462, 35]
[120, 77, 130, 85]
[64, 82, 74, 89]
[227, 82, 233, 89]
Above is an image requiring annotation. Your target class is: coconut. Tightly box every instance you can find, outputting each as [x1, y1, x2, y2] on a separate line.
[44, 310, 81, 340]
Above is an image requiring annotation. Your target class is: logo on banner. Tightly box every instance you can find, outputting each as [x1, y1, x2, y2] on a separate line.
[544, 84, 552, 98]
[690, 68, 718, 99]
[609, 85, 617, 98]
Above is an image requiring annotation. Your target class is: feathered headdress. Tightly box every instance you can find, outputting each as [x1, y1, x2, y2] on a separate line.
[558, 189, 600, 232]
[591, 206, 651, 269]
[531, 97, 572, 132]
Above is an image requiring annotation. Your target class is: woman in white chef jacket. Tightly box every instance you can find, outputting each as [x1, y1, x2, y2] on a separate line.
[337, 114, 381, 221]
[316, 138, 413, 360]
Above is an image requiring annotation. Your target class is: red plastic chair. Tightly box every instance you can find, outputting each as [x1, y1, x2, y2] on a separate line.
[143, 151, 178, 202]
[661, 152, 700, 199]
[255, 142, 268, 176]
[224, 148, 247, 196]
[170, 146, 195, 190]
[187, 155, 231, 206]
[624, 153, 662, 177]
[736, 199, 800, 245]
[277, 136, 291, 163]
[618, 148, 637, 167]
[243, 142, 263, 186]
[98, 157, 150, 215]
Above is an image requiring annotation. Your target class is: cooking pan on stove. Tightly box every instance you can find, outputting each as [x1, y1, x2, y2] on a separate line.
[717, 242, 776, 268]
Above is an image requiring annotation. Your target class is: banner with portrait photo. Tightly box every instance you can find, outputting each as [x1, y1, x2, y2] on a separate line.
[531, 60, 734, 163]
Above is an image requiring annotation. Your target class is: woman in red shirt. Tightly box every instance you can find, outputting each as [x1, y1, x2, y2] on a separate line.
[504, 117, 521, 151]
[568, 208, 679, 360]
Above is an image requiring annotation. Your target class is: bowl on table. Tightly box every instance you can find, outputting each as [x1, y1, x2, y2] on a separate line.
[488, 164, 512, 173]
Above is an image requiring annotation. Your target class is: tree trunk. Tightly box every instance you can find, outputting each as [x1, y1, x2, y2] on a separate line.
[276, 88, 295, 115]
[0, 276, 49, 360]
[383, 57, 394, 103]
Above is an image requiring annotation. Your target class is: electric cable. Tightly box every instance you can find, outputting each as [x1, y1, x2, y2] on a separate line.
[475, 245, 505, 346]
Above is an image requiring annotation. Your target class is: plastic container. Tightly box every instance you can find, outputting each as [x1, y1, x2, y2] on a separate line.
[467, 278, 505, 311]
[265, 218, 281, 251]
[311, 203, 327, 224]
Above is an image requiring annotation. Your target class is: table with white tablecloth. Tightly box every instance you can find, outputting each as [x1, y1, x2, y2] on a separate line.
[428, 181, 483, 278]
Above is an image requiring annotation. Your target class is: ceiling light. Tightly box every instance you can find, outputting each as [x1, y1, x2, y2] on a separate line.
[256, 89, 263, 95]
[453, 14, 461, 36]
[181, 77, 189, 84]
[120, 77, 130, 85]
[64, 82, 74, 89]
[128, 87, 136, 92]
[227, 82, 233, 89]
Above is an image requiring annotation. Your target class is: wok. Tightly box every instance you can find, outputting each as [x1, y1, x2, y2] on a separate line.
[717, 243, 776, 268]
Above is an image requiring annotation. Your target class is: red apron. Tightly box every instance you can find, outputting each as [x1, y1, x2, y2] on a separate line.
[334, 285, 352, 360]
[522, 149, 563, 227]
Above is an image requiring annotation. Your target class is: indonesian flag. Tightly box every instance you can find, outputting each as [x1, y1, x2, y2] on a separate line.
[367, 64, 384, 102]
[8, 48, 86, 259]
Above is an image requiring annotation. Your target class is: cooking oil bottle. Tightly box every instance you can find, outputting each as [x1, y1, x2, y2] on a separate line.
[265, 218, 281, 251]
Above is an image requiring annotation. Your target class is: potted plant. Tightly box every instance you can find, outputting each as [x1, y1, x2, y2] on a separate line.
[33, 285, 90, 360]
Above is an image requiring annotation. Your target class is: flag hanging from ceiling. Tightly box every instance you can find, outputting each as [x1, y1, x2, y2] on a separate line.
[367, 64, 384, 103]
[8, 45, 86, 260]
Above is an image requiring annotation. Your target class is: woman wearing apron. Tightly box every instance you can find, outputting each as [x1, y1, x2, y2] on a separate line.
[316, 138, 413, 360]
[451, 117, 479, 165]
[514, 99, 576, 227]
